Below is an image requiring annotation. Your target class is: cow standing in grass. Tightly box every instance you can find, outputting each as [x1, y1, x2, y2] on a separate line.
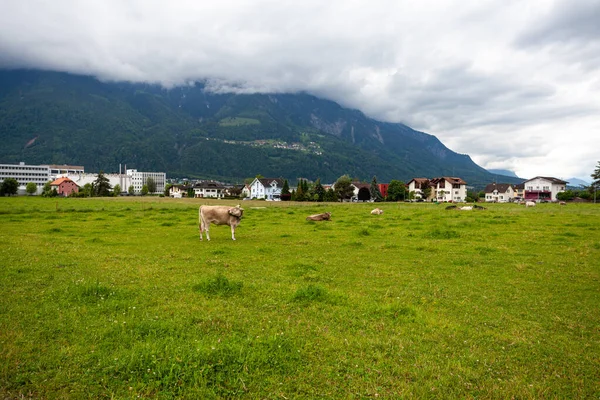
[199, 205, 244, 241]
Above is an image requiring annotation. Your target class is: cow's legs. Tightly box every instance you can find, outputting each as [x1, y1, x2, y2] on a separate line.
[199, 217, 210, 241]
[204, 222, 211, 241]
[230, 226, 236, 241]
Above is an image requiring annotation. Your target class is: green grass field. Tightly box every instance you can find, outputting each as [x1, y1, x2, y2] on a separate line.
[1, 197, 599, 398]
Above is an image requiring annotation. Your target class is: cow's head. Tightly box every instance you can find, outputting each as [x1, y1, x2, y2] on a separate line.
[228, 205, 244, 218]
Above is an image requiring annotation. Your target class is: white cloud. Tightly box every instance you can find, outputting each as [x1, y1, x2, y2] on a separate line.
[0, 0, 598, 180]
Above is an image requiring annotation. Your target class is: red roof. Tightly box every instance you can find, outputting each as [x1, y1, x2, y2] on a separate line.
[50, 177, 75, 186]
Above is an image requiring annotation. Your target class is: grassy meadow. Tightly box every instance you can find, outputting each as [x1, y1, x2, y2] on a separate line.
[1, 197, 599, 399]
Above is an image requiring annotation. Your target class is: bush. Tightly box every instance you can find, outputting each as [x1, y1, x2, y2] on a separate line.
[193, 274, 243, 297]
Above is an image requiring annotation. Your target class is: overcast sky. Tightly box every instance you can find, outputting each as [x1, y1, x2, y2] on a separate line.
[1, 0, 599, 181]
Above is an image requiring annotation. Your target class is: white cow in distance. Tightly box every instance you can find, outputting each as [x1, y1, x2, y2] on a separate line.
[525, 201, 536, 207]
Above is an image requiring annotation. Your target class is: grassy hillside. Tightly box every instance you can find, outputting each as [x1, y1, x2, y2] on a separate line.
[1, 197, 598, 398]
[0, 70, 521, 188]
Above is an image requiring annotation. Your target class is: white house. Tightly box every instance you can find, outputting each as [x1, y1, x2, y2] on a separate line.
[241, 184, 251, 198]
[430, 177, 467, 202]
[249, 178, 284, 200]
[407, 178, 431, 200]
[523, 176, 568, 202]
[169, 184, 190, 198]
[193, 181, 225, 198]
[484, 183, 515, 203]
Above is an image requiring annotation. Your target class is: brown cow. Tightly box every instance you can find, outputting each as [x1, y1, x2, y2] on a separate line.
[371, 208, 384, 215]
[306, 212, 331, 221]
[199, 205, 244, 241]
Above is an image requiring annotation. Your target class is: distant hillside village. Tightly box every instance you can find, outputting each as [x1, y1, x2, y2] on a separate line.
[1, 161, 581, 203]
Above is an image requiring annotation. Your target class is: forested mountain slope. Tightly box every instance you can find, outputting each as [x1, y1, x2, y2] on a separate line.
[0, 69, 521, 187]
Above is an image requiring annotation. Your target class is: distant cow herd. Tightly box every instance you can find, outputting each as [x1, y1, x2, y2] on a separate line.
[198, 200, 563, 240]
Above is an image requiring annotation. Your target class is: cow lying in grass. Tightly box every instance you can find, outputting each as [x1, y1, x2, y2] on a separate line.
[371, 208, 384, 215]
[306, 212, 331, 221]
[446, 204, 486, 210]
[199, 205, 244, 241]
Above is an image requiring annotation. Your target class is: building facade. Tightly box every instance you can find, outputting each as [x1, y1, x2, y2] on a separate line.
[430, 177, 467, 202]
[249, 178, 284, 200]
[50, 177, 79, 197]
[0, 162, 51, 195]
[484, 183, 515, 203]
[193, 181, 225, 198]
[126, 169, 166, 194]
[407, 178, 431, 200]
[523, 177, 567, 202]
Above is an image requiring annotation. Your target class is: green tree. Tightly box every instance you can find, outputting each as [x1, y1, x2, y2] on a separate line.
[81, 183, 93, 197]
[387, 180, 407, 202]
[141, 185, 149, 196]
[592, 161, 600, 203]
[187, 187, 195, 198]
[0, 178, 19, 196]
[146, 177, 156, 194]
[128, 185, 135, 195]
[334, 175, 354, 201]
[113, 184, 121, 197]
[466, 190, 479, 203]
[93, 171, 112, 197]
[295, 180, 306, 202]
[164, 184, 172, 197]
[42, 181, 53, 197]
[312, 178, 325, 202]
[324, 188, 337, 202]
[421, 186, 432, 201]
[557, 190, 575, 201]
[26, 182, 37, 196]
[281, 179, 291, 201]
[369, 176, 383, 202]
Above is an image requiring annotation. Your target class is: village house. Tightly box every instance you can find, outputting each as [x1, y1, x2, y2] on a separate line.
[241, 184, 252, 199]
[168, 184, 190, 198]
[523, 177, 567, 202]
[193, 181, 225, 198]
[50, 177, 79, 197]
[407, 178, 431, 201]
[513, 183, 525, 200]
[249, 178, 284, 200]
[484, 183, 515, 203]
[429, 177, 467, 202]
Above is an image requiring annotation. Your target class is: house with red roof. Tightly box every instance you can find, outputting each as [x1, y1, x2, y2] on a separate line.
[50, 177, 79, 197]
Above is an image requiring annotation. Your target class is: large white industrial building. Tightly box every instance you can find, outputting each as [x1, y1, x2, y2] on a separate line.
[0, 162, 165, 195]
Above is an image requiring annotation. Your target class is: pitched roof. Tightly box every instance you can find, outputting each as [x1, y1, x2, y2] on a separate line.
[50, 177, 75, 186]
[430, 177, 467, 185]
[258, 178, 284, 187]
[194, 180, 225, 189]
[525, 176, 568, 184]
[484, 183, 513, 193]
[408, 178, 429, 185]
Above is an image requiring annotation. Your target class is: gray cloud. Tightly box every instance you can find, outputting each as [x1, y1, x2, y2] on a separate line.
[0, 0, 598, 179]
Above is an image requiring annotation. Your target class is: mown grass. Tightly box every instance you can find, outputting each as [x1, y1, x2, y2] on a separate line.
[0, 197, 599, 398]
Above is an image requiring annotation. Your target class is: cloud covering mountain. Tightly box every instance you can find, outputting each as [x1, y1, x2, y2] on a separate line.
[1, 0, 598, 180]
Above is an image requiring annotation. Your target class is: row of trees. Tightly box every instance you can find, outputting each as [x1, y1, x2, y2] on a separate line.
[276, 175, 410, 202]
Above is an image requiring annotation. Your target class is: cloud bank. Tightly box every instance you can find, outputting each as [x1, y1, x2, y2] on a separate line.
[1, 0, 599, 180]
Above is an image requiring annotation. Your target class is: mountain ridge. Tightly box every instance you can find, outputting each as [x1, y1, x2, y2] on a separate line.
[0, 69, 523, 188]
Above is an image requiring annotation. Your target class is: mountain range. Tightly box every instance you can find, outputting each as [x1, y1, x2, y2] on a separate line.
[0, 69, 524, 188]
